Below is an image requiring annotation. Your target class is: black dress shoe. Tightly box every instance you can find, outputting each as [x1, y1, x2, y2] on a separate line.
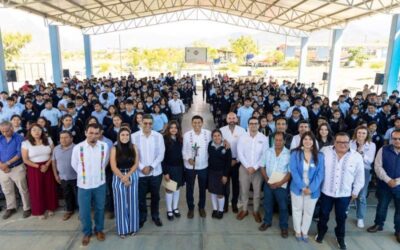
[199, 209, 206, 218]
[217, 211, 223, 219]
[167, 212, 174, 221]
[315, 234, 324, 243]
[367, 224, 383, 233]
[173, 209, 181, 218]
[336, 237, 347, 250]
[187, 210, 194, 219]
[395, 232, 400, 243]
[153, 218, 163, 227]
[232, 204, 238, 213]
[258, 223, 271, 231]
[281, 229, 288, 238]
[212, 210, 218, 218]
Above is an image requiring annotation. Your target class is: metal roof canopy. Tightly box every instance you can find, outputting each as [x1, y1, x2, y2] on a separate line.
[2, 0, 400, 37]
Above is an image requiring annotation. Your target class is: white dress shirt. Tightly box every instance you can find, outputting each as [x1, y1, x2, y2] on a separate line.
[71, 140, 109, 189]
[168, 99, 185, 115]
[182, 129, 212, 170]
[131, 130, 165, 177]
[349, 140, 376, 170]
[220, 125, 246, 159]
[320, 146, 365, 198]
[237, 131, 269, 170]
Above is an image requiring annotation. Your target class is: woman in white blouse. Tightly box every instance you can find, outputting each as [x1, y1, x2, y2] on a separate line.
[350, 125, 376, 228]
[21, 123, 57, 219]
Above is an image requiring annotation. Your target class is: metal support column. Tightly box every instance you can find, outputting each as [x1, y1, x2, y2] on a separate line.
[327, 29, 344, 101]
[298, 36, 309, 83]
[48, 25, 62, 86]
[383, 14, 400, 94]
[0, 28, 7, 92]
[83, 34, 93, 79]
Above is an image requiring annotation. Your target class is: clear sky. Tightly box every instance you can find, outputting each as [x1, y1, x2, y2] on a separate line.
[0, 7, 393, 53]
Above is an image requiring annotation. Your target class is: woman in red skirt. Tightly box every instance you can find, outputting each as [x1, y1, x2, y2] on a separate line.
[21, 123, 58, 219]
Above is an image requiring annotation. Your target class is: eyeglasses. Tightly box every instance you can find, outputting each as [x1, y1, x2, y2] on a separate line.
[335, 141, 349, 145]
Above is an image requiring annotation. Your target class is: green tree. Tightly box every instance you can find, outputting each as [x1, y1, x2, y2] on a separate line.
[98, 62, 111, 73]
[2, 32, 32, 65]
[347, 47, 369, 67]
[229, 36, 259, 64]
[127, 47, 141, 71]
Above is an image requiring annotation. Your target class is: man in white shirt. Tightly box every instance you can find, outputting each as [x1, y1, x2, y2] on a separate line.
[220, 112, 246, 213]
[236, 117, 269, 223]
[290, 121, 311, 150]
[316, 132, 364, 250]
[182, 115, 211, 218]
[131, 114, 165, 228]
[71, 123, 110, 246]
[168, 92, 185, 126]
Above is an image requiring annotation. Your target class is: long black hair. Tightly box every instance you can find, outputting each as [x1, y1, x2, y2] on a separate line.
[294, 131, 319, 165]
[115, 127, 136, 162]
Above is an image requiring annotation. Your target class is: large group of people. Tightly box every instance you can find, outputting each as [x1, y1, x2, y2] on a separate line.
[0, 73, 399, 249]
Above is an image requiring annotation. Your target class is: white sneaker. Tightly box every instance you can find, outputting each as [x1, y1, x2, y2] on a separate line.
[357, 219, 365, 228]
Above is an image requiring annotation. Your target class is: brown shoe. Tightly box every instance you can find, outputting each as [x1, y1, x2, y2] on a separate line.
[2, 209, 16, 220]
[396, 232, 400, 243]
[367, 224, 383, 233]
[236, 210, 248, 220]
[258, 223, 271, 231]
[62, 212, 74, 221]
[281, 229, 289, 238]
[253, 212, 262, 223]
[187, 210, 194, 219]
[82, 235, 91, 246]
[96, 231, 106, 241]
[199, 209, 206, 218]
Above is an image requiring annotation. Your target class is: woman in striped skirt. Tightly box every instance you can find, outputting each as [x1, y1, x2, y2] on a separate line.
[110, 127, 140, 238]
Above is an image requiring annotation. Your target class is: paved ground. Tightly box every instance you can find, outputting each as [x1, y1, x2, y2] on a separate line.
[0, 93, 399, 250]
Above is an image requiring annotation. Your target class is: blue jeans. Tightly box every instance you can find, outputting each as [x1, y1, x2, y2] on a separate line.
[356, 169, 371, 219]
[78, 184, 106, 236]
[185, 168, 208, 210]
[317, 193, 351, 239]
[374, 186, 400, 233]
[263, 184, 288, 229]
[138, 174, 162, 223]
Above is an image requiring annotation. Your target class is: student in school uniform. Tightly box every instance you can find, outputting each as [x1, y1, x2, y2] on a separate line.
[207, 129, 232, 219]
[162, 121, 185, 221]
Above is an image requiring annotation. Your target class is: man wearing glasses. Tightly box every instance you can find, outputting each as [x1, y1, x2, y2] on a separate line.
[131, 114, 165, 228]
[367, 129, 400, 244]
[316, 132, 365, 250]
[0, 121, 31, 219]
[236, 117, 269, 223]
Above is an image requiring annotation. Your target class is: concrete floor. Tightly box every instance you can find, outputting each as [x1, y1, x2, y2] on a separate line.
[0, 93, 399, 250]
